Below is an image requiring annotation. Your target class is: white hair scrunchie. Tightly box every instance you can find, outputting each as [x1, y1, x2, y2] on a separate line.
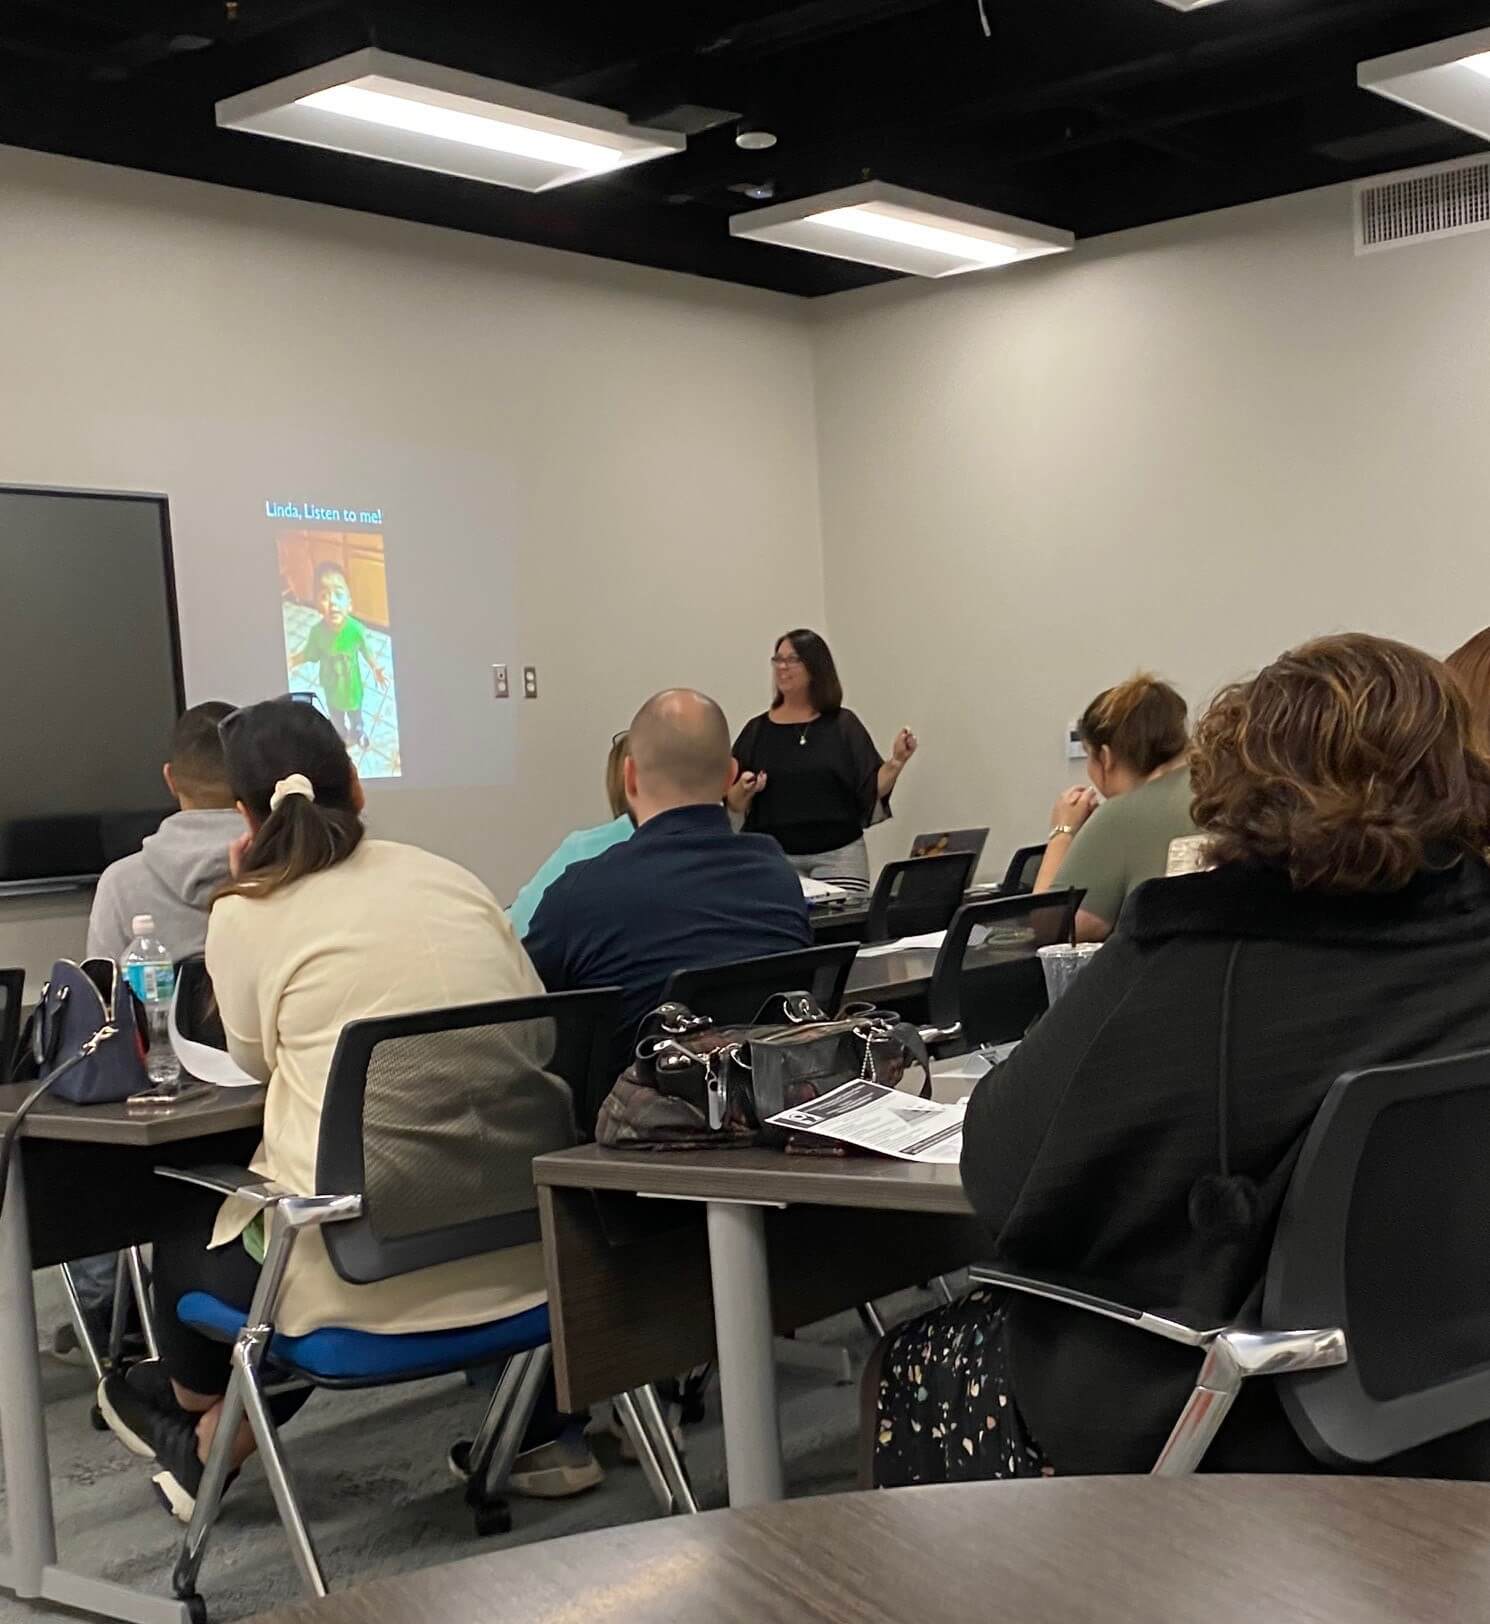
[269, 773, 316, 813]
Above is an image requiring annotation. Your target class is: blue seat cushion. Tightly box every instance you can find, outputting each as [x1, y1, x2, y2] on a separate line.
[176, 1292, 550, 1384]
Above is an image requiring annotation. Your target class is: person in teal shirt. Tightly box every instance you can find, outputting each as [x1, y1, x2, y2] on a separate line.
[509, 732, 634, 937]
[290, 563, 387, 749]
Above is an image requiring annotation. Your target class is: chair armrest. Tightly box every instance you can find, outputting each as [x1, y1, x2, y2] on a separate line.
[154, 1164, 363, 1230]
[155, 1164, 286, 1208]
[969, 1262, 1231, 1348]
[920, 1022, 963, 1046]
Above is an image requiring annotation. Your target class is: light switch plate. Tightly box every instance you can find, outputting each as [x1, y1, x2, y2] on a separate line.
[492, 664, 509, 699]
[1066, 722, 1086, 760]
[523, 666, 538, 699]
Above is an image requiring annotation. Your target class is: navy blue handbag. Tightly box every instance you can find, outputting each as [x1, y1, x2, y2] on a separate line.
[0, 959, 151, 1210]
[18, 959, 150, 1104]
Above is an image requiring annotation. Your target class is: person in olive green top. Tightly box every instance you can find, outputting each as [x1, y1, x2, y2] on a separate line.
[1033, 674, 1195, 941]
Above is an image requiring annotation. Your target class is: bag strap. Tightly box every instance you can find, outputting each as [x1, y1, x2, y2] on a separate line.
[0, 1022, 117, 1213]
[890, 1019, 933, 1098]
[9, 1004, 41, 1084]
[750, 990, 830, 1027]
[854, 1017, 932, 1099]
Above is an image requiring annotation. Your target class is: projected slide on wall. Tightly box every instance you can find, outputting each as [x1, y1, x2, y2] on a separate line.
[271, 502, 402, 780]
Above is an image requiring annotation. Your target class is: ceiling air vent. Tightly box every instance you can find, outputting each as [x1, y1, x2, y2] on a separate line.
[1356, 154, 1490, 254]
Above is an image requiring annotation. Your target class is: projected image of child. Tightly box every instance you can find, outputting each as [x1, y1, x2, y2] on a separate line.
[291, 563, 386, 747]
[277, 528, 402, 779]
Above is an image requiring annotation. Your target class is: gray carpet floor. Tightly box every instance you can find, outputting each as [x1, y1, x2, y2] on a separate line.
[0, 1270, 925, 1622]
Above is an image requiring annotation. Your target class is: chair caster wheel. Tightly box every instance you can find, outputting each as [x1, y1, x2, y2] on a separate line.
[181, 1594, 208, 1624]
[472, 1498, 512, 1538]
[90, 1403, 108, 1432]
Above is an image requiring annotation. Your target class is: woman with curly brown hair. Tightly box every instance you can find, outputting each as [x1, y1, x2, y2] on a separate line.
[868, 633, 1490, 1487]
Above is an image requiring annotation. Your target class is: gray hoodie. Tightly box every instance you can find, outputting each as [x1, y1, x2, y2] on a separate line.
[86, 809, 243, 963]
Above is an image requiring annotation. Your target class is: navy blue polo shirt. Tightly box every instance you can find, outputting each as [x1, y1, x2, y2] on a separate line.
[524, 802, 812, 1073]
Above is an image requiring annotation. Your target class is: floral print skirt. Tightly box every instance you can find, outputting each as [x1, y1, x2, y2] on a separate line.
[871, 1290, 1055, 1487]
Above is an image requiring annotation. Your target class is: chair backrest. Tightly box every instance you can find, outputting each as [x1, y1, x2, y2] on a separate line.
[1264, 1048, 1490, 1467]
[1000, 843, 1048, 895]
[174, 955, 227, 1050]
[864, 851, 978, 944]
[315, 986, 623, 1285]
[925, 890, 1083, 1047]
[908, 828, 989, 866]
[664, 943, 861, 1026]
[0, 968, 23, 1084]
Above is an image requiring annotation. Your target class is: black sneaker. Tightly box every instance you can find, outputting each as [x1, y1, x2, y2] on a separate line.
[150, 1406, 219, 1525]
[98, 1362, 184, 1460]
[147, 1416, 207, 1526]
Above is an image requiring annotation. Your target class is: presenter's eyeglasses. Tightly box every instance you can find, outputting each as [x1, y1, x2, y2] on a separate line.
[770, 654, 804, 669]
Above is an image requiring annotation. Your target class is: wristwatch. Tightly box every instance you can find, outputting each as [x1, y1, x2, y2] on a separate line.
[1049, 824, 1079, 840]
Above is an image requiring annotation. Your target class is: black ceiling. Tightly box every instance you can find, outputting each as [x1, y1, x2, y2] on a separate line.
[3, 0, 1489, 295]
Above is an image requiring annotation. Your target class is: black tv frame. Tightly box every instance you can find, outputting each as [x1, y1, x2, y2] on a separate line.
[0, 483, 185, 897]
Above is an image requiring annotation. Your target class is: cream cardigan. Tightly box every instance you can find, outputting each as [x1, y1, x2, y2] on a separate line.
[204, 839, 557, 1337]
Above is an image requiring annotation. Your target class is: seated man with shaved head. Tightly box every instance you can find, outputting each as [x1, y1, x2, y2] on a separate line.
[526, 688, 812, 1075]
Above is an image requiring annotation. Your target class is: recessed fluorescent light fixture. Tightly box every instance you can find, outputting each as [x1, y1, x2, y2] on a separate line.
[216, 48, 685, 192]
[729, 182, 1073, 278]
[1359, 26, 1490, 143]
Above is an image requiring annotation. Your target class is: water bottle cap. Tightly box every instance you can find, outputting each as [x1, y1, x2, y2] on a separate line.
[131, 914, 156, 936]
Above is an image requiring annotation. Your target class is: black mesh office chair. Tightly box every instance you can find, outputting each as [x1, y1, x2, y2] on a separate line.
[664, 943, 860, 1025]
[0, 968, 22, 1083]
[863, 851, 978, 944]
[974, 1048, 1490, 1473]
[154, 987, 692, 1610]
[999, 844, 1048, 896]
[925, 889, 1083, 1053]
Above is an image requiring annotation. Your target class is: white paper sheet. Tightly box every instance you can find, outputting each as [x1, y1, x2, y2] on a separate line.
[169, 986, 260, 1088]
[800, 875, 851, 902]
[767, 1079, 967, 1163]
[854, 929, 947, 960]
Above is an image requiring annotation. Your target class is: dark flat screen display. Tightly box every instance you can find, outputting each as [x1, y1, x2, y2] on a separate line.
[0, 487, 183, 889]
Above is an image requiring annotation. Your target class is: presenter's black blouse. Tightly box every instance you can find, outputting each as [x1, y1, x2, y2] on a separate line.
[732, 708, 888, 857]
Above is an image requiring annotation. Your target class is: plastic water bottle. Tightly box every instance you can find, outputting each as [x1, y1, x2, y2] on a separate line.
[120, 914, 181, 1087]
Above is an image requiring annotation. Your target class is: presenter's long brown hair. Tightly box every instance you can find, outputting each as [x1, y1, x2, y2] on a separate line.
[771, 628, 844, 716]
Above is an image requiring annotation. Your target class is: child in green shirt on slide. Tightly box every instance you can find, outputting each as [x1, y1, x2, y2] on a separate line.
[290, 561, 387, 749]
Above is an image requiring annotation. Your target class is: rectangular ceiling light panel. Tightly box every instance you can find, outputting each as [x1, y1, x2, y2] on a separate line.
[730, 182, 1073, 278]
[1360, 27, 1490, 143]
[217, 48, 685, 192]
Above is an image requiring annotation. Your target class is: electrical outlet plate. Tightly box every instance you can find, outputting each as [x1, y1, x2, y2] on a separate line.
[492, 664, 509, 699]
[523, 665, 538, 699]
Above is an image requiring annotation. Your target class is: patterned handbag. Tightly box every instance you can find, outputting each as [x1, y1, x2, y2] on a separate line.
[595, 993, 930, 1151]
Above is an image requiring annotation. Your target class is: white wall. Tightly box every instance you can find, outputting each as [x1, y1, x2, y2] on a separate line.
[10, 153, 1490, 988]
[0, 147, 825, 988]
[812, 182, 1490, 875]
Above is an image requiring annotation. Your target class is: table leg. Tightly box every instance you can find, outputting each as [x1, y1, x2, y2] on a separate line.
[705, 1200, 785, 1506]
[0, 1144, 58, 1596]
[0, 1144, 193, 1624]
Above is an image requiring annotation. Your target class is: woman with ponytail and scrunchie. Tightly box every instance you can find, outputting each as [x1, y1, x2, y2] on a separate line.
[868, 634, 1490, 1487]
[99, 697, 584, 1519]
[1032, 672, 1195, 941]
